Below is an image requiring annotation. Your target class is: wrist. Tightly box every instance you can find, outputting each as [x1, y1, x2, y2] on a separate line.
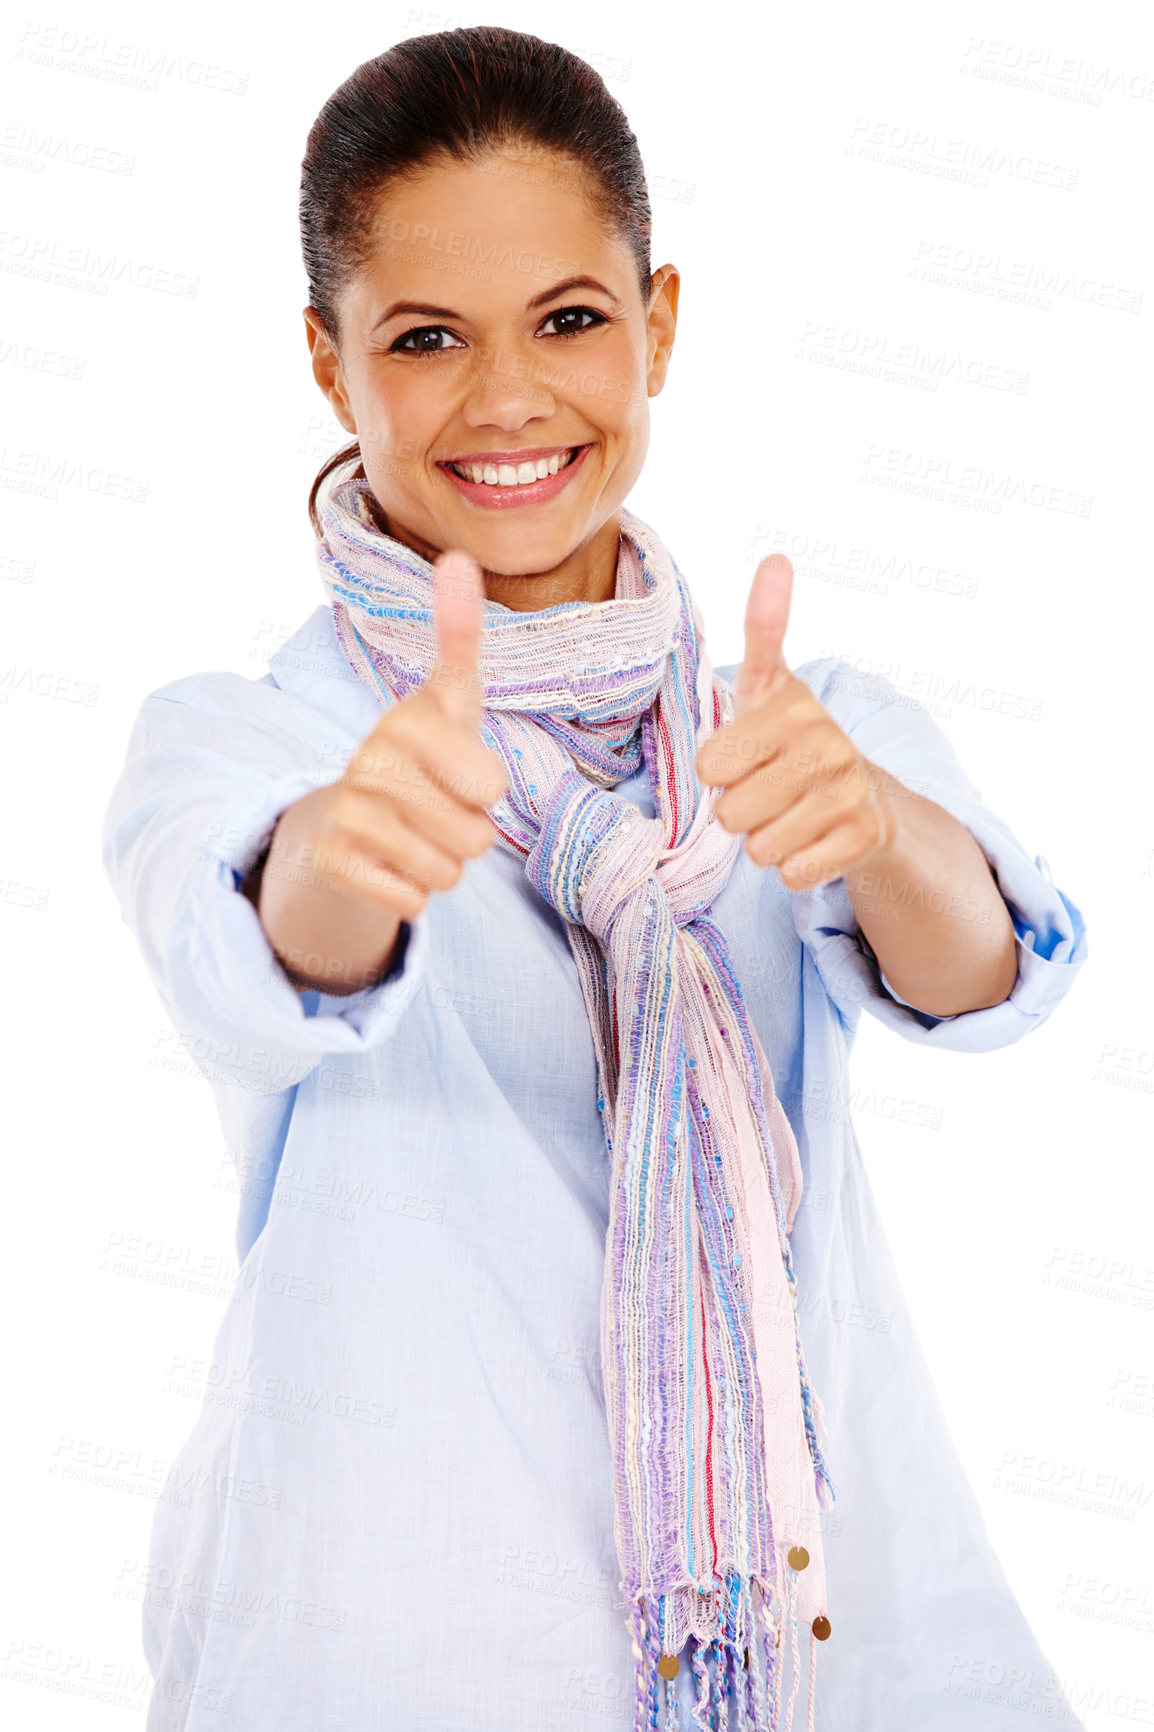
[253, 787, 408, 996]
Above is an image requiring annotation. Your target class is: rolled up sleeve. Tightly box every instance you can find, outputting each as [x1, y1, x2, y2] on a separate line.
[783, 657, 1088, 1052]
[102, 677, 428, 1096]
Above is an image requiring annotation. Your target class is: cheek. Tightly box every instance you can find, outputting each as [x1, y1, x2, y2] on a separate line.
[351, 371, 439, 488]
[569, 334, 647, 434]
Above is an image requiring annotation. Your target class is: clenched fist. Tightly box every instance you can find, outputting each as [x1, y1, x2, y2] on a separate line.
[251, 548, 508, 993]
[695, 553, 897, 890]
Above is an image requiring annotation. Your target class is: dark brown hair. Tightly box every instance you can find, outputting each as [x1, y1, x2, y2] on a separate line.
[300, 26, 653, 534]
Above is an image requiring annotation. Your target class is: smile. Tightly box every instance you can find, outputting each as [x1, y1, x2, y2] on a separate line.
[435, 443, 592, 510]
[445, 445, 582, 484]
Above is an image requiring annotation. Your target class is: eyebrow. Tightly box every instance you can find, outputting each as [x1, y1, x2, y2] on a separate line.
[370, 275, 623, 333]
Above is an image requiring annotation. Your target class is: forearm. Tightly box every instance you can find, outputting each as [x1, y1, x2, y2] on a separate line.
[842, 763, 1018, 1017]
[243, 786, 404, 996]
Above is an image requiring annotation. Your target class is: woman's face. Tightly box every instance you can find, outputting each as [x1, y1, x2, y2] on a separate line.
[305, 146, 678, 609]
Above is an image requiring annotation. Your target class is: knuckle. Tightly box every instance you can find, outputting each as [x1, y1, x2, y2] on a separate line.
[387, 862, 431, 903]
[849, 802, 879, 841]
[432, 852, 463, 890]
[345, 735, 389, 780]
[332, 786, 393, 844]
[310, 819, 354, 875]
[462, 817, 495, 857]
[326, 786, 360, 830]
[315, 840, 354, 885]
[343, 752, 397, 797]
[387, 884, 427, 919]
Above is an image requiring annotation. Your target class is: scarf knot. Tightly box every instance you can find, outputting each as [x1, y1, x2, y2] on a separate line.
[526, 772, 667, 941]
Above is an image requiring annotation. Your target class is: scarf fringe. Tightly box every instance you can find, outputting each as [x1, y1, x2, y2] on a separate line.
[625, 1578, 825, 1732]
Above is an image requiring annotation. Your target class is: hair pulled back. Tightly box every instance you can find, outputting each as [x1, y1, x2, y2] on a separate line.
[300, 26, 653, 533]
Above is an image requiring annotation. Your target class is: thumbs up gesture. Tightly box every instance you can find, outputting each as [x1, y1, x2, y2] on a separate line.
[695, 555, 896, 890]
[327, 547, 510, 915]
[253, 549, 509, 992]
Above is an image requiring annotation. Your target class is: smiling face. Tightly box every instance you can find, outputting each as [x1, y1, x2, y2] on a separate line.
[305, 146, 678, 610]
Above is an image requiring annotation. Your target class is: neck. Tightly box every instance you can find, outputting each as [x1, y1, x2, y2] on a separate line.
[483, 516, 622, 611]
[370, 499, 622, 611]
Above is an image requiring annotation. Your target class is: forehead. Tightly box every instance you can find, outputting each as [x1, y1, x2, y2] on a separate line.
[343, 148, 632, 324]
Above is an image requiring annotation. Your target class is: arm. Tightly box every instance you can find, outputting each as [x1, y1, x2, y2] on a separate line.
[235, 548, 507, 999]
[101, 677, 430, 1098]
[782, 657, 1088, 1050]
[238, 785, 406, 997]
[696, 554, 1055, 1025]
[840, 763, 1018, 1017]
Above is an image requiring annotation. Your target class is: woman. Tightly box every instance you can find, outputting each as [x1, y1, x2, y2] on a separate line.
[102, 27, 1088, 1732]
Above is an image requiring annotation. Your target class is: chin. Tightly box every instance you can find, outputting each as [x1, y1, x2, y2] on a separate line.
[468, 523, 587, 579]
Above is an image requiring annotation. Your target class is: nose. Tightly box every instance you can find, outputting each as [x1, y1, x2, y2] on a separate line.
[459, 339, 558, 432]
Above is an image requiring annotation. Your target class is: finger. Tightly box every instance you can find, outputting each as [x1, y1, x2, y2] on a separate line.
[738, 786, 862, 866]
[712, 720, 858, 828]
[347, 706, 508, 811]
[337, 801, 468, 896]
[299, 811, 434, 919]
[336, 782, 498, 866]
[427, 548, 486, 727]
[317, 838, 430, 921]
[773, 811, 888, 891]
[314, 798, 482, 911]
[699, 686, 842, 792]
[734, 553, 793, 722]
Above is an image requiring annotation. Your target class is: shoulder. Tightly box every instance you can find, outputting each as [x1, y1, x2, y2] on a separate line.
[115, 609, 370, 772]
[122, 666, 315, 770]
[142, 666, 279, 719]
[126, 606, 371, 748]
[146, 605, 348, 710]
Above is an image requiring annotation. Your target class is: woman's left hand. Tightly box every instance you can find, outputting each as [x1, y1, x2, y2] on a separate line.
[695, 554, 899, 890]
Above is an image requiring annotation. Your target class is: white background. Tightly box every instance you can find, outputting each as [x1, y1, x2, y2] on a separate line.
[2, 0, 1152, 1725]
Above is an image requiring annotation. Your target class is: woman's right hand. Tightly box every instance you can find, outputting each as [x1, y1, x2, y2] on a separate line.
[250, 548, 508, 994]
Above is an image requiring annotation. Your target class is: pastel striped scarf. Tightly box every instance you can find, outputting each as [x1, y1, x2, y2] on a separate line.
[314, 463, 837, 1731]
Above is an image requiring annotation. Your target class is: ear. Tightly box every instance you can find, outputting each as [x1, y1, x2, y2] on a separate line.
[304, 307, 356, 436]
[645, 265, 679, 398]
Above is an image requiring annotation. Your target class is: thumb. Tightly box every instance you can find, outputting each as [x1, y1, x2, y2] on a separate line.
[734, 553, 793, 721]
[427, 547, 485, 728]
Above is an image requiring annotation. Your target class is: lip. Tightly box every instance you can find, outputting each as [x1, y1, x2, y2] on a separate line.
[440, 443, 577, 467]
[436, 443, 592, 511]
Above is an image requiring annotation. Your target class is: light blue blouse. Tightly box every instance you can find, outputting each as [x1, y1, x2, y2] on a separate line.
[102, 600, 1088, 1732]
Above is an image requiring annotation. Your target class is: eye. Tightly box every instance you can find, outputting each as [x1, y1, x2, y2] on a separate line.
[539, 305, 607, 339]
[389, 325, 466, 355]
[387, 305, 608, 356]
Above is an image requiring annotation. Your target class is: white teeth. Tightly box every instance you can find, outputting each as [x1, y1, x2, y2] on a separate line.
[451, 448, 576, 485]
